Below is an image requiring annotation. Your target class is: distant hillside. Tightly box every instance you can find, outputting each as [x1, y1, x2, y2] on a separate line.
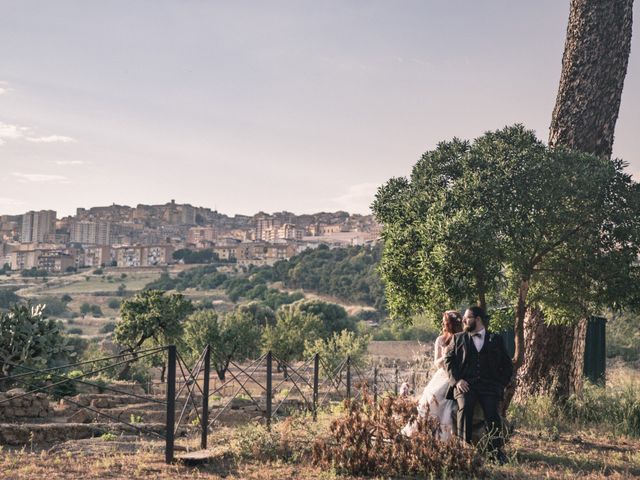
[270, 244, 386, 313]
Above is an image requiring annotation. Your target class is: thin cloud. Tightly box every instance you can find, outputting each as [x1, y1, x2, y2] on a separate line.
[0, 122, 26, 139]
[27, 135, 77, 143]
[0, 87, 6, 95]
[53, 160, 85, 165]
[329, 182, 378, 213]
[0, 120, 76, 145]
[12, 172, 69, 183]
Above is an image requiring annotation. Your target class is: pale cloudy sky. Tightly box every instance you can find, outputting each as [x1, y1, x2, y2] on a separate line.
[0, 1, 638, 217]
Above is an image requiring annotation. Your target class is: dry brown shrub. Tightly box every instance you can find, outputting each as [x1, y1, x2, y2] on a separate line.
[312, 392, 484, 478]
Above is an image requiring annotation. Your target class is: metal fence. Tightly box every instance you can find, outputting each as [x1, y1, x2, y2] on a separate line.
[0, 346, 402, 464]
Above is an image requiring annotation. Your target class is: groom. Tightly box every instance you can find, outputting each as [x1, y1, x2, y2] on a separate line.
[444, 306, 513, 463]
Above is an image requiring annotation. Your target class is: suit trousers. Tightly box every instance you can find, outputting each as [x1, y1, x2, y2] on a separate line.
[454, 387, 503, 450]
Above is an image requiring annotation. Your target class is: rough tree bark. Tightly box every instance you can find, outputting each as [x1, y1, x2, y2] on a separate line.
[515, 0, 633, 403]
[549, 0, 634, 159]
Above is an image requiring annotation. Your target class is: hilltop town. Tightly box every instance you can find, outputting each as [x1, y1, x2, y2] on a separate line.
[0, 201, 381, 273]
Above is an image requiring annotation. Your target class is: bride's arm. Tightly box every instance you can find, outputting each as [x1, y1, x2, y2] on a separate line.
[434, 336, 446, 368]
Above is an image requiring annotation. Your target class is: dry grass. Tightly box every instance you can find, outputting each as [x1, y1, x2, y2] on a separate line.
[1, 419, 639, 479]
[1, 344, 637, 479]
[367, 340, 430, 363]
[36, 271, 162, 295]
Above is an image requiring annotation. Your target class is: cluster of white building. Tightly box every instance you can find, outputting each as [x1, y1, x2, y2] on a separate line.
[0, 206, 381, 274]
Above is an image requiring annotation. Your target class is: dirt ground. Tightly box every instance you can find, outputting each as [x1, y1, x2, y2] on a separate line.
[1, 425, 638, 479]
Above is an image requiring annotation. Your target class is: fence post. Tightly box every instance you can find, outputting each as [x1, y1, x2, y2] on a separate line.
[313, 353, 320, 421]
[165, 345, 176, 464]
[373, 365, 378, 405]
[346, 356, 351, 402]
[394, 362, 398, 396]
[201, 344, 210, 450]
[266, 351, 272, 430]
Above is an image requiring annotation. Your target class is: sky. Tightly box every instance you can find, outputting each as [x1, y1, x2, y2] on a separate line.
[0, 1, 638, 218]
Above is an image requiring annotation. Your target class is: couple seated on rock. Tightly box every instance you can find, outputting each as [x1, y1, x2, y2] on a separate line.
[402, 307, 513, 464]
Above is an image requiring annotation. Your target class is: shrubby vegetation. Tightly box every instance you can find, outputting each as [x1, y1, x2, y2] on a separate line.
[147, 245, 386, 313]
[80, 302, 102, 317]
[304, 330, 369, 376]
[100, 321, 117, 334]
[145, 265, 303, 309]
[510, 377, 640, 438]
[20, 267, 48, 278]
[606, 311, 640, 361]
[313, 393, 482, 477]
[107, 298, 121, 310]
[0, 303, 72, 382]
[0, 287, 21, 309]
[39, 296, 70, 317]
[262, 306, 324, 372]
[271, 244, 386, 312]
[371, 314, 441, 342]
[173, 248, 219, 264]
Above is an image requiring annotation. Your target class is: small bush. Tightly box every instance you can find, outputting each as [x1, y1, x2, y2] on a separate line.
[107, 299, 121, 310]
[67, 327, 83, 335]
[39, 297, 69, 316]
[99, 322, 117, 334]
[93, 268, 103, 275]
[130, 414, 143, 423]
[49, 370, 83, 398]
[233, 417, 315, 463]
[313, 393, 482, 477]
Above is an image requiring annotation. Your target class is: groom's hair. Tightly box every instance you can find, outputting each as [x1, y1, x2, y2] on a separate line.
[467, 306, 490, 328]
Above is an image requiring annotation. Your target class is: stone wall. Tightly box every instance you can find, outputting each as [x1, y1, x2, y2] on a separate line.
[0, 389, 52, 420]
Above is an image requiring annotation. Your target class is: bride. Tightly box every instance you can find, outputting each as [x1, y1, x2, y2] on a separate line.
[402, 310, 462, 440]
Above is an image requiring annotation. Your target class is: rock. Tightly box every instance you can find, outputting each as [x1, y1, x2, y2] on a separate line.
[65, 395, 90, 407]
[229, 397, 255, 409]
[6, 388, 26, 397]
[67, 409, 93, 424]
[90, 397, 114, 409]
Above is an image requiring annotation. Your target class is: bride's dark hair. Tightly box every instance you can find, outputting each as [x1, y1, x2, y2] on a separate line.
[441, 310, 462, 345]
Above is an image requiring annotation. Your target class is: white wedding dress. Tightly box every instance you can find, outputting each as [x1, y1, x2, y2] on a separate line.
[402, 335, 455, 440]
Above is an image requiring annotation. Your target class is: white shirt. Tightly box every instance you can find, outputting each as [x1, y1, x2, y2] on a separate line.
[471, 328, 486, 352]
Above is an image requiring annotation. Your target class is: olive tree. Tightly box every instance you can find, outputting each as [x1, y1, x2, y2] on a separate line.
[183, 309, 262, 380]
[262, 304, 324, 376]
[304, 330, 370, 377]
[114, 290, 193, 380]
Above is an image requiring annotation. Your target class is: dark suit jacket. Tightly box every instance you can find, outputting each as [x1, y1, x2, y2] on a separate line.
[444, 330, 513, 399]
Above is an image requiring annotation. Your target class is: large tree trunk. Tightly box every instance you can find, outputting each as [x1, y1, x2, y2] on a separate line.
[518, 0, 633, 401]
[512, 310, 587, 404]
[549, 0, 633, 159]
